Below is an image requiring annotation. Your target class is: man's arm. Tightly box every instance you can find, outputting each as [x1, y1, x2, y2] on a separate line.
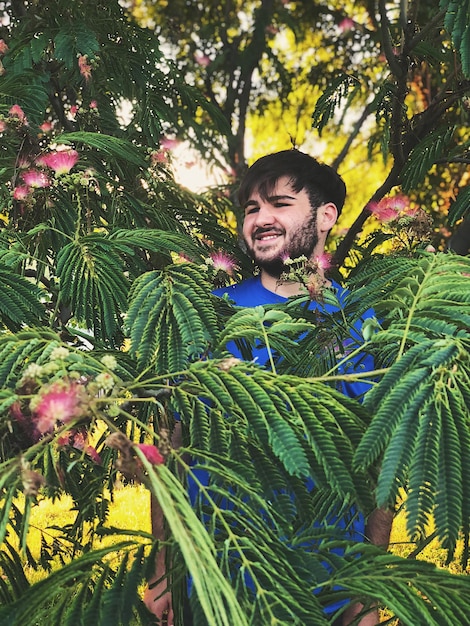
[143, 423, 184, 625]
[143, 493, 174, 625]
[342, 507, 394, 625]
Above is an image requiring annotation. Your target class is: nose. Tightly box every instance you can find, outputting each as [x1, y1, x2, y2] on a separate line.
[253, 203, 276, 228]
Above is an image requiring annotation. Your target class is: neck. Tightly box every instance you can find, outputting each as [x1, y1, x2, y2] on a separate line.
[259, 267, 329, 298]
[256, 244, 331, 297]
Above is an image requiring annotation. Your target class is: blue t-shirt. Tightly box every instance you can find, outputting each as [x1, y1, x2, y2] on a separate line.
[186, 276, 375, 615]
[214, 276, 375, 398]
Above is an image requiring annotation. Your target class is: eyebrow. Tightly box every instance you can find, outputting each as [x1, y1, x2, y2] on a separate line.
[243, 194, 296, 209]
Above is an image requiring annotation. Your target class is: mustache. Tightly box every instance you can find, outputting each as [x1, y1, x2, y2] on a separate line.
[252, 226, 284, 239]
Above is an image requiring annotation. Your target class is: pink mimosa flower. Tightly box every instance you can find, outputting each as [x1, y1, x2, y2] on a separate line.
[194, 52, 211, 67]
[56, 429, 101, 463]
[34, 154, 48, 167]
[21, 169, 50, 188]
[210, 251, 237, 275]
[136, 443, 164, 466]
[78, 54, 92, 81]
[265, 24, 279, 35]
[9, 104, 27, 124]
[39, 121, 53, 133]
[42, 149, 79, 175]
[339, 18, 354, 32]
[150, 149, 169, 165]
[0, 39, 8, 55]
[369, 204, 398, 222]
[17, 156, 31, 169]
[89, 100, 98, 109]
[70, 105, 79, 118]
[402, 206, 419, 218]
[367, 195, 410, 223]
[160, 137, 180, 150]
[32, 380, 88, 434]
[85, 445, 102, 464]
[13, 185, 30, 201]
[0, 120, 6, 132]
[10, 401, 41, 443]
[56, 432, 71, 447]
[314, 252, 332, 272]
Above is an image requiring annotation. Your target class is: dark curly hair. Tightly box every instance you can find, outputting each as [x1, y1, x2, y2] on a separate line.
[238, 149, 346, 217]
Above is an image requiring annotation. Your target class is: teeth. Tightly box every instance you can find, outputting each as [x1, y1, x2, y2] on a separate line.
[258, 234, 279, 241]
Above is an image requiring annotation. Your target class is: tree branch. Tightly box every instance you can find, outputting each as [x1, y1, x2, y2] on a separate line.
[333, 161, 403, 267]
[332, 99, 376, 171]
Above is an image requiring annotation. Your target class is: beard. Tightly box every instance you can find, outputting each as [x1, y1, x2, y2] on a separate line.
[246, 213, 318, 278]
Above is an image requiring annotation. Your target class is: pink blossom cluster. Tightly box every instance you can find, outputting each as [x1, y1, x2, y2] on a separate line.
[136, 443, 165, 466]
[204, 250, 239, 288]
[57, 427, 102, 465]
[0, 104, 29, 132]
[208, 250, 237, 275]
[78, 54, 92, 81]
[69, 100, 98, 121]
[105, 432, 165, 483]
[367, 194, 433, 245]
[32, 379, 90, 434]
[367, 195, 413, 223]
[11, 377, 90, 446]
[149, 137, 181, 169]
[12, 147, 79, 205]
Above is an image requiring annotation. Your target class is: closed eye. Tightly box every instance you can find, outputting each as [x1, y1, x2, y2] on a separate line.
[244, 205, 259, 216]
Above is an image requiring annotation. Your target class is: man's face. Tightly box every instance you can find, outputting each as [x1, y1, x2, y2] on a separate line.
[242, 176, 319, 277]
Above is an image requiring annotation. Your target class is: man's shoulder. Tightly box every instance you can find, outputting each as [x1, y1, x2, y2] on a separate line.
[212, 276, 270, 307]
[212, 276, 260, 298]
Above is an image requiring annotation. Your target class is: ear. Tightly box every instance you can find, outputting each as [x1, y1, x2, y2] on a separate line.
[318, 202, 338, 232]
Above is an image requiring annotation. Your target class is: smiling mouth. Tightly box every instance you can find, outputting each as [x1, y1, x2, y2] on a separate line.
[254, 230, 283, 243]
[257, 234, 279, 242]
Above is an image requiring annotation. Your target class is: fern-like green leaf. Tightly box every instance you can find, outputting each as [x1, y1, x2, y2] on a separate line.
[407, 400, 442, 540]
[312, 73, 358, 135]
[325, 546, 470, 625]
[54, 131, 147, 167]
[401, 126, 455, 192]
[440, 0, 470, 76]
[57, 234, 129, 344]
[127, 264, 218, 372]
[434, 385, 463, 549]
[357, 352, 430, 469]
[447, 184, 470, 225]
[0, 266, 46, 331]
[0, 541, 148, 626]
[110, 228, 209, 264]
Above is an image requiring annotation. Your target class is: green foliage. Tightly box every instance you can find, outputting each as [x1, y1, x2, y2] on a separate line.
[448, 184, 470, 225]
[0, 0, 470, 624]
[311, 73, 360, 136]
[440, 0, 470, 76]
[0, 541, 155, 626]
[127, 264, 220, 372]
[0, 264, 47, 331]
[350, 253, 470, 552]
[400, 126, 457, 193]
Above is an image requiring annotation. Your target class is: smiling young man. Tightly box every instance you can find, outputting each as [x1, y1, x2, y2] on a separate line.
[239, 150, 339, 297]
[212, 149, 392, 626]
[145, 150, 392, 626]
